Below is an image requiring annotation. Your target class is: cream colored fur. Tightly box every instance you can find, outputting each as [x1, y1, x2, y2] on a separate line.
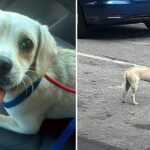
[0, 10, 75, 134]
[122, 66, 150, 105]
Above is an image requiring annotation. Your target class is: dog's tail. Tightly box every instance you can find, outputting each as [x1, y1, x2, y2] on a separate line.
[122, 71, 130, 92]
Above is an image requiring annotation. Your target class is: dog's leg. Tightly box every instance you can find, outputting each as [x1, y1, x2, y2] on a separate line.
[123, 92, 127, 103]
[123, 82, 130, 103]
[0, 114, 40, 134]
[123, 92, 128, 103]
[122, 73, 130, 103]
[131, 81, 139, 105]
[0, 115, 23, 133]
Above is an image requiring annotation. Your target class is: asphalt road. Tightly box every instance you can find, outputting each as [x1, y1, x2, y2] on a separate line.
[78, 23, 150, 150]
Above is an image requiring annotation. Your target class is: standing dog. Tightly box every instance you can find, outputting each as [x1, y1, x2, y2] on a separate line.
[122, 66, 150, 105]
[0, 10, 75, 134]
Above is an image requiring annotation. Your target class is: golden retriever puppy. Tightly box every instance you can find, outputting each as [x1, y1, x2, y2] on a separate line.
[0, 10, 75, 134]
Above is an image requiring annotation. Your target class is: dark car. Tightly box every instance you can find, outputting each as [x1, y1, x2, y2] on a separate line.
[78, 0, 150, 37]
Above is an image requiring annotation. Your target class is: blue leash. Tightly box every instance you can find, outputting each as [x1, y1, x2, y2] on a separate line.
[49, 118, 76, 150]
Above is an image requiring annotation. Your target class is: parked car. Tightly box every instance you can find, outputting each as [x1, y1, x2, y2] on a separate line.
[78, 0, 150, 38]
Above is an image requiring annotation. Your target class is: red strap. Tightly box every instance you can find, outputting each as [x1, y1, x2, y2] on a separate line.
[45, 74, 76, 94]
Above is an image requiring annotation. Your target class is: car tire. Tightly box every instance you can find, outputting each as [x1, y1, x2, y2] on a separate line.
[78, 4, 88, 38]
[144, 21, 150, 30]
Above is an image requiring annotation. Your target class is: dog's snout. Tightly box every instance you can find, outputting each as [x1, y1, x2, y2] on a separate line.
[0, 56, 12, 76]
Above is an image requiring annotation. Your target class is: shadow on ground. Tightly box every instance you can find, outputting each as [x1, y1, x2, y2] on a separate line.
[78, 137, 124, 150]
[86, 24, 150, 40]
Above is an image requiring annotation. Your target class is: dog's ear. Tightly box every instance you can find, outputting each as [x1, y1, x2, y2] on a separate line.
[36, 25, 57, 76]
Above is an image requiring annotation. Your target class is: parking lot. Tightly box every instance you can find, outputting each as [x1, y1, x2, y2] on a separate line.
[78, 23, 150, 150]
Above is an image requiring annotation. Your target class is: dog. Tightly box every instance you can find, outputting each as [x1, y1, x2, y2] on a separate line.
[0, 10, 75, 134]
[122, 66, 150, 105]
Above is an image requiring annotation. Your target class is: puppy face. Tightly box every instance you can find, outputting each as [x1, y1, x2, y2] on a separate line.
[0, 10, 57, 90]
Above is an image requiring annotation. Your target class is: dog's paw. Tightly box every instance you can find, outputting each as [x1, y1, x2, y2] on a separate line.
[122, 100, 126, 103]
[133, 102, 139, 105]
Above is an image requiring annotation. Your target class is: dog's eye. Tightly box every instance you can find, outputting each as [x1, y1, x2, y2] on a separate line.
[19, 38, 33, 52]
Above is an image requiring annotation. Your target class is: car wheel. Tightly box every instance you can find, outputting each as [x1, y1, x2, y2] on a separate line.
[144, 21, 150, 30]
[78, 4, 88, 38]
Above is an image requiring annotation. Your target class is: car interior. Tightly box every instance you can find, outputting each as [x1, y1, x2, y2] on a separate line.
[0, 0, 75, 149]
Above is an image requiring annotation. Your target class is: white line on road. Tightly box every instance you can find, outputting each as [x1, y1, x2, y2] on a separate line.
[78, 52, 142, 67]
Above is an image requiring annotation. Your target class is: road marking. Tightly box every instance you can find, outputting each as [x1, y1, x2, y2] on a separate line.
[78, 52, 141, 67]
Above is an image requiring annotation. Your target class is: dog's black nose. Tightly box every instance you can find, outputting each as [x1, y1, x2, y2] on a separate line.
[0, 57, 12, 76]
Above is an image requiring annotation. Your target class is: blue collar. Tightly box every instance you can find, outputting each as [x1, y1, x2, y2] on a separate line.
[4, 78, 42, 108]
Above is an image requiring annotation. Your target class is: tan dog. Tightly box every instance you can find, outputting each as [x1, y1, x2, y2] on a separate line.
[122, 66, 150, 105]
[0, 10, 75, 134]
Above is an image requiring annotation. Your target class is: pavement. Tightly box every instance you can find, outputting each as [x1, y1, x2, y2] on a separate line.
[78, 23, 150, 150]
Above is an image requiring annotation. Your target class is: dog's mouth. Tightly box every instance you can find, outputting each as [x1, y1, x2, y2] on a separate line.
[0, 77, 10, 102]
[0, 88, 6, 103]
[0, 76, 14, 89]
[0, 74, 34, 103]
[0, 76, 15, 102]
[0, 72, 36, 102]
